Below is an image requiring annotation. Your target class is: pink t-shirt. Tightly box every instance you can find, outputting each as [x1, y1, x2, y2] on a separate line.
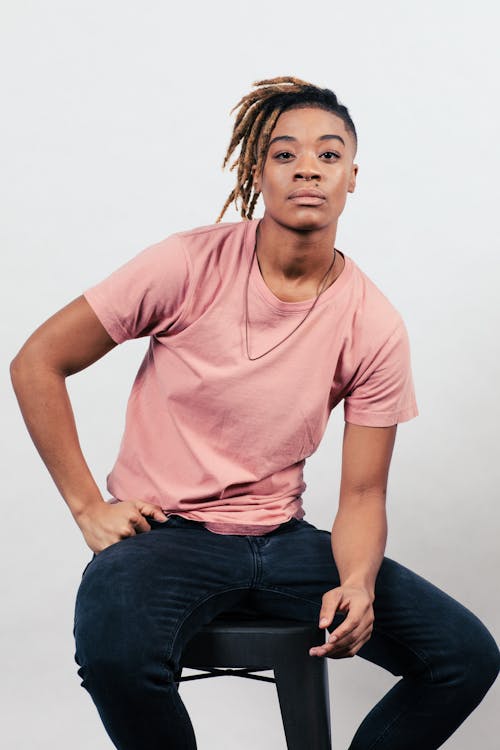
[83, 218, 418, 535]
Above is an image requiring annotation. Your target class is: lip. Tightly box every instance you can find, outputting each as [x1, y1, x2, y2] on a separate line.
[288, 188, 326, 200]
[288, 195, 326, 206]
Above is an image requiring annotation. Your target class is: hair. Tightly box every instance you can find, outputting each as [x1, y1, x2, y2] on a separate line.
[215, 76, 357, 223]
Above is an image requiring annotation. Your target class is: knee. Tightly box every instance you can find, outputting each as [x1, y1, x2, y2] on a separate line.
[75, 645, 177, 694]
[73, 553, 181, 694]
[450, 615, 500, 698]
[469, 622, 500, 689]
[73, 553, 148, 678]
[73, 590, 137, 690]
[74, 613, 177, 698]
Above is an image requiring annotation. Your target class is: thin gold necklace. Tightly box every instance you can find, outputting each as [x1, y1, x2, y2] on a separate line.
[245, 234, 337, 361]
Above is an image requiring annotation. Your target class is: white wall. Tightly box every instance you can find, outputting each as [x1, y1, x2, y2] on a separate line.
[2, 1, 499, 748]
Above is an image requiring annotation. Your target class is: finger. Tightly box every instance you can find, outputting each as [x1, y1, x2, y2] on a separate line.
[310, 623, 373, 658]
[310, 642, 355, 659]
[327, 628, 373, 659]
[310, 641, 338, 657]
[117, 524, 137, 540]
[136, 502, 168, 522]
[149, 509, 169, 522]
[327, 610, 363, 646]
[318, 591, 343, 628]
[310, 618, 359, 657]
[130, 514, 151, 534]
[309, 636, 359, 659]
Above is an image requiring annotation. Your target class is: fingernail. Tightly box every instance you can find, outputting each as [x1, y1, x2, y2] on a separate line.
[319, 618, 328, 626]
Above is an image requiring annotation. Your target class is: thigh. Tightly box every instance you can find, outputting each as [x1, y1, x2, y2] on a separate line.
[242, 518, 343, 624]
[258, 518, 341, 611]
[358, 555, 499, 680]
[254, 519, 497, 678]
[73, 515, 256, 670]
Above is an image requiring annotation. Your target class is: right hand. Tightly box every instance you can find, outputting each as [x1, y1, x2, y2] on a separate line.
[75, 499, 168, 554]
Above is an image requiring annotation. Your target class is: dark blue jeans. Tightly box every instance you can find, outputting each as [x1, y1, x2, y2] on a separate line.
[73, 515, 500, 749]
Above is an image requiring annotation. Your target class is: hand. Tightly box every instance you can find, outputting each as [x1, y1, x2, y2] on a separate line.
[309, 584, 375, 659]
[75, 499, 168, 554]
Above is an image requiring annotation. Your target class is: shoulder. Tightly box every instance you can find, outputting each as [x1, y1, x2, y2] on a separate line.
[163, 218, 253, 283]
[345, 256, 407, 348]
[124, 219, 250, 280]
[172, 218, 250, 249]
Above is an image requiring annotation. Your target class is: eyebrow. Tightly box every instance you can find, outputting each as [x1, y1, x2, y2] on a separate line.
[268, 134, 346, 147]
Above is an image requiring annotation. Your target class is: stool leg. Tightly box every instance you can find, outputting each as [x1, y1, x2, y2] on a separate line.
[274, 656, 331, 750]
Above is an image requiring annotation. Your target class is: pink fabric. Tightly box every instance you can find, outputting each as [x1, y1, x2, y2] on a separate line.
[83, 218, 418, 535]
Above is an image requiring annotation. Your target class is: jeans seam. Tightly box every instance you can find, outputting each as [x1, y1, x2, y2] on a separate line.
[164, 583, 253, 667]
[253, 584, 326, 612]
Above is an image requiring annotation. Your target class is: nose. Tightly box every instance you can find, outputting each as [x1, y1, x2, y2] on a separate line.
[294, 161, 321, 182]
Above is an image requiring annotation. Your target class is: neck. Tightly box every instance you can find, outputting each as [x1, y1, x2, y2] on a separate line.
[255, 214, 343, 290]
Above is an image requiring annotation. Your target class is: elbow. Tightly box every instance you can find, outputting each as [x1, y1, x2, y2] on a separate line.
[10, 342, 59, 389]
[10, 350, 26, 385]
[10, 347, 34, 392]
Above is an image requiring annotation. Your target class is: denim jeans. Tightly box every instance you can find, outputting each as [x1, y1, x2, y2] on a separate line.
[73, 514, 500, 749]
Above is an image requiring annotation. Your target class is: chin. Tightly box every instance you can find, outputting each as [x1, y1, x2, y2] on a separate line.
[277, 211, 330, 233]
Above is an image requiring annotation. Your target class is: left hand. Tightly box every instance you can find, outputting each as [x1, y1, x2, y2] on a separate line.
[309, 585, 375, 659]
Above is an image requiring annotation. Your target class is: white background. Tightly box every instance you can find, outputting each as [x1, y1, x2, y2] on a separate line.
[2, 1, 499, 748]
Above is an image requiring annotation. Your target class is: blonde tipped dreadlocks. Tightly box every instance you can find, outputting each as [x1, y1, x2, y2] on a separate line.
[215, 76, 358, 223]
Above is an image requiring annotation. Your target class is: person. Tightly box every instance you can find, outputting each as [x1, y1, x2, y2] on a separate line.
[10, 76, 499, 750]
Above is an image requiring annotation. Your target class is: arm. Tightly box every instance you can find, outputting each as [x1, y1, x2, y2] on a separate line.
[309, 421, 397, 659]
[10, 295, 167, 553]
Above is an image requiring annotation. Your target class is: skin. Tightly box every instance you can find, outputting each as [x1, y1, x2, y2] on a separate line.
[10, 105, 397, 662]
[9, 298, 167, 554]
[252, 107, 397, 660]
[251, 106, 358, 302]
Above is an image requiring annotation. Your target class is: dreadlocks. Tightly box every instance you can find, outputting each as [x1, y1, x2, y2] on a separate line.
[215, 76, 357, 223]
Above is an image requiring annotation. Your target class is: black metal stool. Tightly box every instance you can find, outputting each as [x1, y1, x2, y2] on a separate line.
[175, 615, 332, 749]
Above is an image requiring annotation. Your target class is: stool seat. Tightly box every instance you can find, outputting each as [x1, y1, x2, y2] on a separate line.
[176, 616, 332, 749]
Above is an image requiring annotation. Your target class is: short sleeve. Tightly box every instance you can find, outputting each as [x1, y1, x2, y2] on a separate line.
[83, 233, 191, 343]
[343, 320, 419, 427]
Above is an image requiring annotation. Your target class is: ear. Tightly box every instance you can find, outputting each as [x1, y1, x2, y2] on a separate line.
[348, 163, 358, 193]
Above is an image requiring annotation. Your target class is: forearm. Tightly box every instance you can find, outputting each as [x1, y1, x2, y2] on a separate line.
[331, 493, 388, 601]
[10, 354, 105, 520]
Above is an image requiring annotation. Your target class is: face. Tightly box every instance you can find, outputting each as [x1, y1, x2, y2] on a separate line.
[252, 107, 358, 233]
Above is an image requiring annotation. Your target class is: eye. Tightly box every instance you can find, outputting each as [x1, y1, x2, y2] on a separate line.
[321, 151, 341, 160]
[275, 151, 294, 160]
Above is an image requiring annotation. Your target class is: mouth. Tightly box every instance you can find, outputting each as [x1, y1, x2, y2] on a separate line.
[288, 195, 326, 206]
[288, 188, 326, 206]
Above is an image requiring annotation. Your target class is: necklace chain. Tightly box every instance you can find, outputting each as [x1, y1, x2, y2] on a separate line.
[244, 234, 337, 361]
